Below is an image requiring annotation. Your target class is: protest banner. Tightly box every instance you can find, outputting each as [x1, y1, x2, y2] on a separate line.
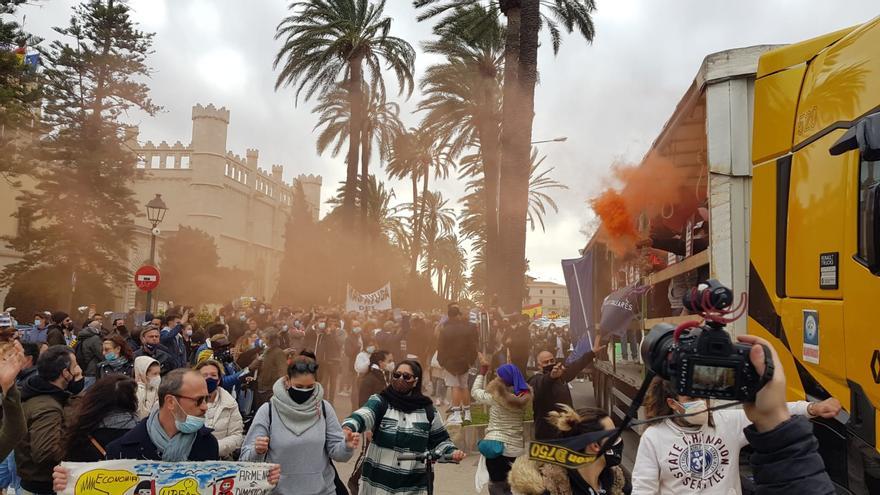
[345, 283, 392, 312]
[59, 460, 275, 495]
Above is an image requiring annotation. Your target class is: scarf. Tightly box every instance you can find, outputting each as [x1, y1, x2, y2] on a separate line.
[146, 409, 197, 462]
[269, 377, 324, 435]
[497, 364, 530, 395]
[379, 385, 433, 413]
[106, 357, 129, 371]
[99, 410, 139, 429]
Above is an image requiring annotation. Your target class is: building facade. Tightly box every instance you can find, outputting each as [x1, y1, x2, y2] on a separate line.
[0, 103, 322, 309]
[524, 278, 571, 316]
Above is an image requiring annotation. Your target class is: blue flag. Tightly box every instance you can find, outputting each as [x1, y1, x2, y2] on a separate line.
[562, 252, 594, 364]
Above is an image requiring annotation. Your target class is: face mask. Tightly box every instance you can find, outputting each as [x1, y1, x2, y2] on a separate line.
[288, 386, 314, 404]
[366, 345, 376, 353]
[259, 308, 266, 314]
[542, 364, 556, 375]
[104, 352, 117, 361]
[352, 327, 362, 334]
[205, 378, 219, 393]
[385, 361, 396, 372]
[318, 322, 326, 330]
[282, 324, 289, 331]
[239, 315, 246, 321]
[676, 399, 709, 426]
[294, 320, 301, 327]
[148, 376, 161, 389]
[603, 439, 624, 467]
[173, 398, 206, 433]
[34, 319, 41, 327]
[184, 329, 193, 337]
[391, 377, 415, 394]
[144, 343, 156, 353]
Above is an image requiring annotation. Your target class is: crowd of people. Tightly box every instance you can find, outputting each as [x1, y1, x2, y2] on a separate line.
[0, 300, 845, 495]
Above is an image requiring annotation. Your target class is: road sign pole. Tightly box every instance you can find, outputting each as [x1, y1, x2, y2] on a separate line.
[145, 232, 157, 313]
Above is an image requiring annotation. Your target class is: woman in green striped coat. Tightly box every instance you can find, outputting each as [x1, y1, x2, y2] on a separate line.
[342, 359, 466, 494]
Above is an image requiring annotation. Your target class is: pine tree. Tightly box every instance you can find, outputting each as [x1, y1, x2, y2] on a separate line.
[0, 0, 160, 309]
[0, 0, 43, 181]
[274, 181, 324, 305]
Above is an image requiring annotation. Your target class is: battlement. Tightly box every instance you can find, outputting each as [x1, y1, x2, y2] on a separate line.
[192, 103, 230, 124]
[296, 174, 323, 186]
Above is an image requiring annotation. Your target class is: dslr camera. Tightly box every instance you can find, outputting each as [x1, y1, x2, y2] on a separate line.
[640, 280, 770, 402]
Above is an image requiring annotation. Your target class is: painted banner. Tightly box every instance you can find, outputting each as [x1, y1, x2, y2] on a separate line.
[562, 252, 595, 363]
[59, 460, 275, 495]
[346, 283, 392, 312]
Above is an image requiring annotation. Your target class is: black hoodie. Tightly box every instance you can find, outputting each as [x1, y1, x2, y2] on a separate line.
[16, 374, 72, 493]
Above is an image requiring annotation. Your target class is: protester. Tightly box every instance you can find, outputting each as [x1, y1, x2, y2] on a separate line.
[0, 343, 26, 460]
[16, 343, 39, 386]
[358, 350, 392, 406]
[75, 320, 104, 388]
[21, 314, 47, 345]
[160, 312, 187, 369]
[134, 325, 175, 375]
[343, 320, 363, 404]
[16, 345, 83, 495]
[631, 375, 841, 494]
[407, 314, 432, 362]
[254, 328, 288, 411]
[96, 334, 135, 378]
[437, 303, 479, 425]
[134, 356, 161, 419]
[240, 355, 355, 495]
[63, 375, 139, 462]
[529, 342, 604, 440]
[195, 360, 243, 459]
[508, 405, 631, 495]
[471, 357, 532, 495]
[306, 315, 343, 403]
[343, 359, 465, 494]
[45, 312, 72, 347]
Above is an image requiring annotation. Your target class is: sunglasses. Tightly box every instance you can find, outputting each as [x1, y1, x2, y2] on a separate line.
[292, 361, 319, 373]
[174, 394, 209, 406]
[392, 372, 416, 381]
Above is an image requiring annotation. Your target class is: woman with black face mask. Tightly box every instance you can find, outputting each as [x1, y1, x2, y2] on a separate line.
[240, 355, 359, 495]
[508, 405, 631, 495]
[342, 359, 466, 494]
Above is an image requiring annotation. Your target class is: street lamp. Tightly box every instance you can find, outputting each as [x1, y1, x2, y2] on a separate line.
[531, 136, 568, 144]
[144, 194, 167, 313]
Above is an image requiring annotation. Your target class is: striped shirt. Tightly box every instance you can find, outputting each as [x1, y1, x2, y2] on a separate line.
[342, 394, 457, 495]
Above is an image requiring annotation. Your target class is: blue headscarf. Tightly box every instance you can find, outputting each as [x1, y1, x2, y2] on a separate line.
[496, 364, 529, 395]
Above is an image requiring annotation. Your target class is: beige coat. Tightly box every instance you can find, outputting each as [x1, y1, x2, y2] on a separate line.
[204, 387, 244, 459]
[471, 374, 532, 457]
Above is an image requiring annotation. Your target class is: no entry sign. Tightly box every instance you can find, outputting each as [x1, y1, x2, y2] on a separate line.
[134, 265, 160, 291]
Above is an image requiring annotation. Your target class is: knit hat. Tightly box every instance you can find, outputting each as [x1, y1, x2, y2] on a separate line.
[51, 311, 69, 324]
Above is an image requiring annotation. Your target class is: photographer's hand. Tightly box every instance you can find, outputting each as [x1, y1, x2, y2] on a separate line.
[737, 335, 790, 432]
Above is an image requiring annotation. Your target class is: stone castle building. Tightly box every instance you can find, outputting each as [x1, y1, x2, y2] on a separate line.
[0, 103, 322, 309]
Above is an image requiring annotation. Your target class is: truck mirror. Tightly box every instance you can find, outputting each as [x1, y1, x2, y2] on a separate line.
[830, 112, 880, 160]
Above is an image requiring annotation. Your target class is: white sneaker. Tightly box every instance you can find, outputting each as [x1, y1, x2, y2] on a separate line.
[447, 408, 463, 425]
[463, 408, 472, 423]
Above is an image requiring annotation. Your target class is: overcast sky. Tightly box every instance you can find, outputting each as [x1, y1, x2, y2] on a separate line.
[18, 1, 879, 284]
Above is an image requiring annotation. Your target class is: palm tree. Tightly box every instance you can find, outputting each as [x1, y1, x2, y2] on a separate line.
[415, 0, 596, 311]
[274, 0, 415, 226]
[326, 174, 407, 243]
[416, 191, 456, 284]
[313, 83, 403, 227]
[432, 234, 468, 299]
[386, 126, 453, 276]
[419, 5, 505, 299]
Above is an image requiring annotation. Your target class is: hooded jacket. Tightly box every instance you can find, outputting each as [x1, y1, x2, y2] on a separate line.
[45, 323, 67, 347]
[470, 374, 532, 456]
[76, 326, 104, 377]
[357, 366, 387, 406]
[204, 387, 244, 459]
[15, 374, 72, 494]
[0, 385, 25, 460]
[133, 342, 176, 376]
[134, 356, 160, 419]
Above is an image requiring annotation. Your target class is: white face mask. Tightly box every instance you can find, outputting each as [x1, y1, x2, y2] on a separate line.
[676, 399, 709, 426]
[385, 361, 396, 372]
[148, 376, 161, 389]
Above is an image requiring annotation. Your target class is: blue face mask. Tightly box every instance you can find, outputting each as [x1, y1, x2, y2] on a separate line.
[34, 319, 41, 327]
[104, 352, 117, 361]
[173, 398, 206, 434]
[318, 322, 326, 330]
[205, 378, 219, 393]
[366, 345, 376, 353]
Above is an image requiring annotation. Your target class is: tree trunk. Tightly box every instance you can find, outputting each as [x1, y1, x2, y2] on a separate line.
[409, 172, 421, 276]
[360, 127, 371, 236]
[344, 58, 364, 228]
[410, 171, 429, 278]
[498, 1, 536, 314]
[477, 109, 502, 306]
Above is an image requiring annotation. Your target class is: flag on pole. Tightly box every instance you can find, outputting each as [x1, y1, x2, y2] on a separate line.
[562, 252, 594, 363]
[521, 303, 542, 319]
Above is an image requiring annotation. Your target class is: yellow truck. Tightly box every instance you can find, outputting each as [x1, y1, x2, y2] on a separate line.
[587, 16, 880, 492]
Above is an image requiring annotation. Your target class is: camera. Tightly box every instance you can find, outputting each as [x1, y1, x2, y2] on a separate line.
[640, 280, 768, 401]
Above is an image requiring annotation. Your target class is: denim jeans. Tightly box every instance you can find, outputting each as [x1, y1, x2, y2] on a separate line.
[0, 453, 20, 492]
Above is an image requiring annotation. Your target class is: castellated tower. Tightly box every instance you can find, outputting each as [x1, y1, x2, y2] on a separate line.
[191, 103, 230, 154]
[187, 104, 231, 234]
[295, 174, 323, 221]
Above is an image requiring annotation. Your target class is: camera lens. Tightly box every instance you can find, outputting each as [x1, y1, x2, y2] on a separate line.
[640, 323, 676, 379]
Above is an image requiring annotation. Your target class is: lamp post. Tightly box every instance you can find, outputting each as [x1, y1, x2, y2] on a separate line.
[144, 194, 168, 313]
[531, 136, 568, 144]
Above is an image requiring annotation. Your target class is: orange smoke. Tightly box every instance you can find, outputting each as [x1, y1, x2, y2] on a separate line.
[589, 153, 686, 256]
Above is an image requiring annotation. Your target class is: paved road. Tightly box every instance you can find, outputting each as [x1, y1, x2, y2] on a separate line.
[327, 377, 628, 495]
